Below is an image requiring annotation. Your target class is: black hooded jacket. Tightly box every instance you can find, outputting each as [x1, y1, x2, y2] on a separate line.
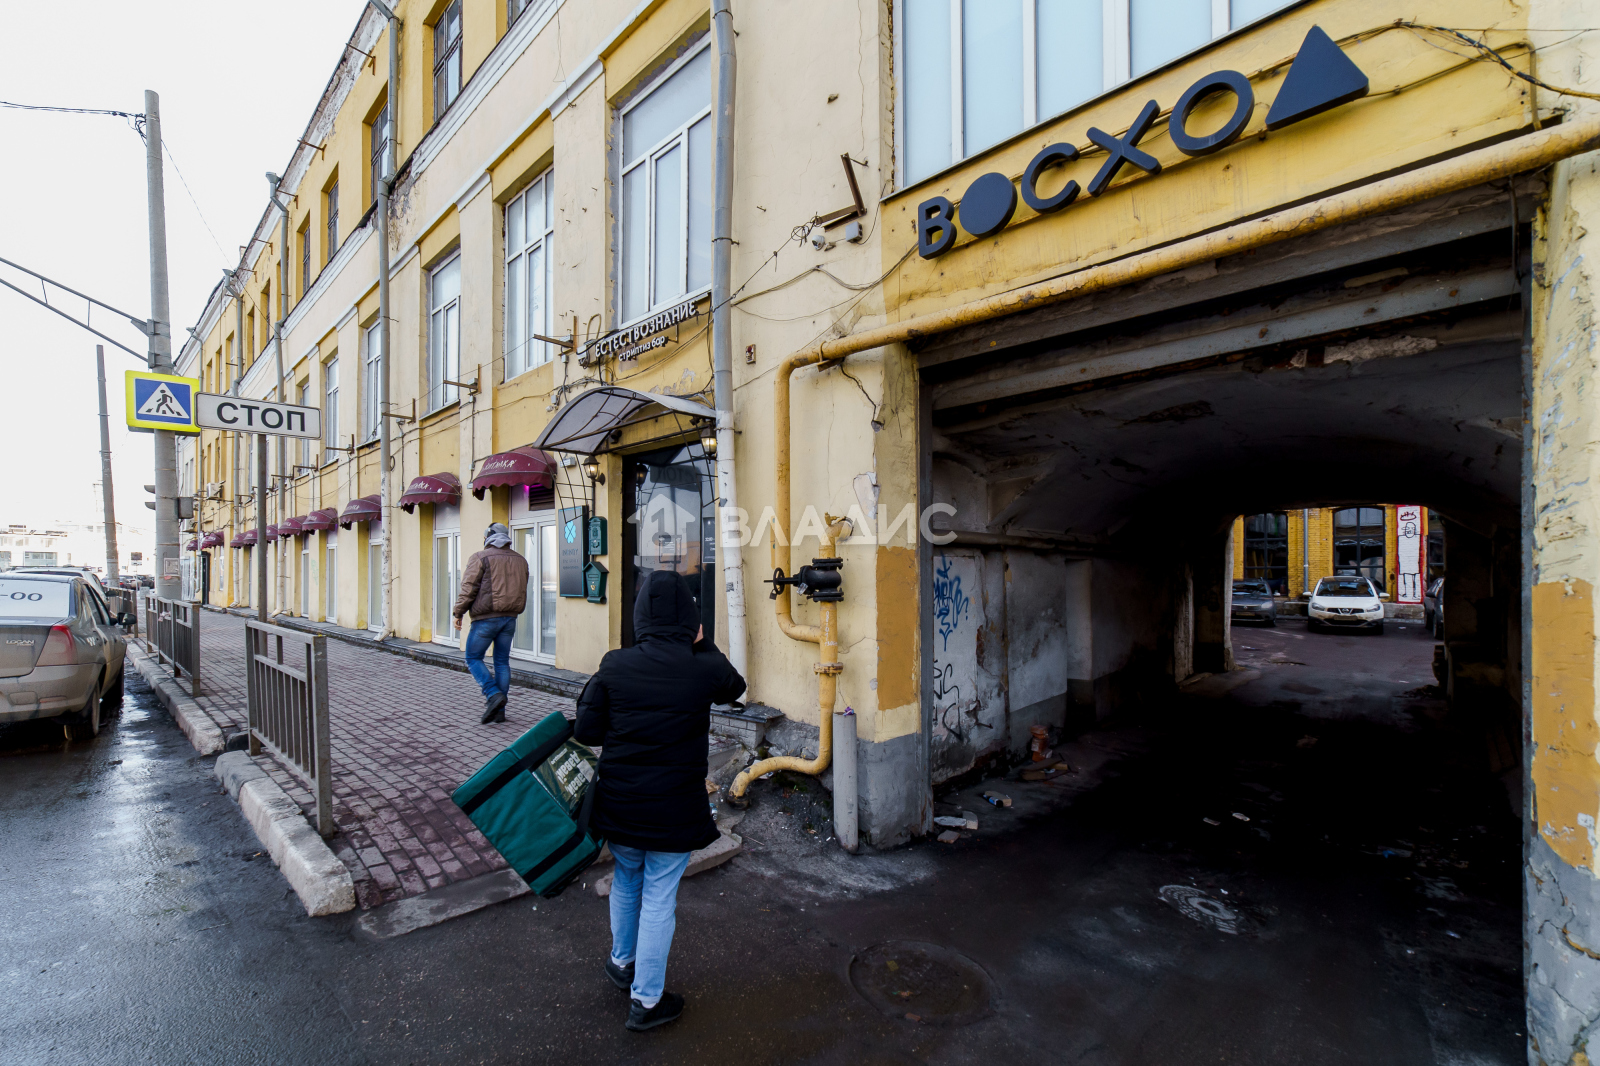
[574, 570, 746, 853]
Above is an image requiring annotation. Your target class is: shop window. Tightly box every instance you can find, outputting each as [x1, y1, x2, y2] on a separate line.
[899, 0, 1292, 184]
[433, 531, 461, 645]
[369, 101, 389, 206]
[1333, 506, 1386, 591]
[513, 518, 559, 661]
[322, 357, 340, 465]
[426, 255, 462, 411]
[362, 322, 381, 441]
[618, 41, 712, 324]
[504, 168, 555, 379]
[1242, 511, 1288, 596]
[433, 1, 463, 121]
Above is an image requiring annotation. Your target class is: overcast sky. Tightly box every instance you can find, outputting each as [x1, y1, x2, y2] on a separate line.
[0, 1, 366, 532]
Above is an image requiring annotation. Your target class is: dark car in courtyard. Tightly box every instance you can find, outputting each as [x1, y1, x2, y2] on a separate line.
[1424, 576, 1445, 637]
[1231, 580, 1277, 625]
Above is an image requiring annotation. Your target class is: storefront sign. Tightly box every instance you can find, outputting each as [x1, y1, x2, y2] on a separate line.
[585, 297, 699, 361]
[558, 506, 587, 597]
[918, 26, 1369, 259]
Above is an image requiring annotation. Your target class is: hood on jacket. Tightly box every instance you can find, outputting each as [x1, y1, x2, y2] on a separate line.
[633, 569, 700, 644]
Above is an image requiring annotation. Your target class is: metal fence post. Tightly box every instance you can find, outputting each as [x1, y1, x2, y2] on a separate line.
[243, 619, 333, 837]
[311, 632, 332, 837]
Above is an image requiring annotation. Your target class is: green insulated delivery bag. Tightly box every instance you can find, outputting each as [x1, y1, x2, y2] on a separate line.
[452, 712, 602, 898]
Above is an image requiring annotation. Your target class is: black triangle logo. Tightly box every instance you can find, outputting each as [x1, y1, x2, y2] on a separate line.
[1265, 25, 1370, 131]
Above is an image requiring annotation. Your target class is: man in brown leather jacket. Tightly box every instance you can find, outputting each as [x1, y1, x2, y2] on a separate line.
[453, 523, 529, 723]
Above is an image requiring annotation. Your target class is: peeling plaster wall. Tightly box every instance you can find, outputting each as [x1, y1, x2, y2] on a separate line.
[1526, 2, 1600, 1060]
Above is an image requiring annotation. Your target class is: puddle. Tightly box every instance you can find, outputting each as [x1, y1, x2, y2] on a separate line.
[849, 941, 995, 1026]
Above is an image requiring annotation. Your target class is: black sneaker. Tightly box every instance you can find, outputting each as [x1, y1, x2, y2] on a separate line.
[606, 958, 634, 992]
[626, 992, 684, 1031]
[480, 691, 507, 723]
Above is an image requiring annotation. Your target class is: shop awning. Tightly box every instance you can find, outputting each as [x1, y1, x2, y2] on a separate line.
[399, 472, 462, 513]
[339, 494, 382, 529]
[279, 516, 307, 537]
[185, 538, 199, 552]
[469, 447, 555, 501]
[230, 530, 258, 548]
[264, 525, 280, 543]
[530, 386, 715, 456]
[200, 530, 225, 549]
[303, 508, 339, 532]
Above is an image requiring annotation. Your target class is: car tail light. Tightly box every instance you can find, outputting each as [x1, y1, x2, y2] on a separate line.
[36, 625, 76, 666]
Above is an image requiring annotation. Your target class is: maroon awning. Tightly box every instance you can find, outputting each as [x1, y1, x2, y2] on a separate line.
[185, 538, 199, 552]
[264, 524, 281, 543]
[200, 530, 225, 549]
[399, 472, 462, 514]
[470, 447, 555, 500]
[230, 530, 258, 548]
[279, 516, 307, 537]
[339, 494, 382, 529]
[303, 508, 339, 532]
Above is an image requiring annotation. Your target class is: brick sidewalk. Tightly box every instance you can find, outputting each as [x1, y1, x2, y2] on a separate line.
[176, 611, 574, 908]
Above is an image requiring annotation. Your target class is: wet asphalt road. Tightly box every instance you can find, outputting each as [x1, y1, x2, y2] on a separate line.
[0, 624, 1520, 1064]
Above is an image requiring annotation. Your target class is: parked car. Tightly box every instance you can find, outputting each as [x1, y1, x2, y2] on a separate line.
[0, 572, 129, 741]
[1307, 575, 1385, 634]
[1231, 579, 1277, 625]
[9, 565, 107, 591]
[1424, 576, 1445, 637]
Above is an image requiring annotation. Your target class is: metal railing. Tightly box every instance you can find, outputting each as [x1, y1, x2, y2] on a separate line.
[143, 592, 201, 697]
[245, 620, 334, 837]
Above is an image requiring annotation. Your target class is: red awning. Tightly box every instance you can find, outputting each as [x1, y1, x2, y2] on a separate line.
[230, 530, 258, 548]
[303, 508, 339, 532]
[264, 524, 281, 543]
[470, 447, 555, 500]
[279, 516, 307, 537]
[200, 531, 225, 549]
[185, 538, 199, 552]
[399, 472, 463, 514]
[339, 494, 382, 529]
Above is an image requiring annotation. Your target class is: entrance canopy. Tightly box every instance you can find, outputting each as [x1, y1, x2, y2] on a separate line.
[530, 386, 713, 455]
[400, 472, 462, 513]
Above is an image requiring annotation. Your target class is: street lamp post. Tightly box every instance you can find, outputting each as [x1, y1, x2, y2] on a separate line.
[143, 90, 180, 601]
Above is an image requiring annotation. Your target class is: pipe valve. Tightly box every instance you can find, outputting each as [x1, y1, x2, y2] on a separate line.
[765, 558, 844, 602]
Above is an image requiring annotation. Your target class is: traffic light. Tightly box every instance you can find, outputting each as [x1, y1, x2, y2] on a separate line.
[143, 483, 194, 518]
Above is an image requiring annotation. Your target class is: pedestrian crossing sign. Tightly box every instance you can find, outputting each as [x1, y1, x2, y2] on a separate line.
[125, 370, 200, 433]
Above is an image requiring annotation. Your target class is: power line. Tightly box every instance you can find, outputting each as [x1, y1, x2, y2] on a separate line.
[0, 99, 145, 136]
[162, 139, 231, 263]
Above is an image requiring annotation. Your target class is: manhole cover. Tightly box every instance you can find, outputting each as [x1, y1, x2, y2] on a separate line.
[1159, 884, 1259, 935]
[849, 941, 994, 1025]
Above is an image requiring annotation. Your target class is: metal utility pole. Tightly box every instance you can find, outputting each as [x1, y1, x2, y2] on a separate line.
[711, 0, 747, 679]
[230, 272, 244, 607]
[269, 174, 291, 617]
[370, 0, 400, 640]
[95, 345, 120, 584]
[255, 433, 267, 622]
[144, 90, 180, 601]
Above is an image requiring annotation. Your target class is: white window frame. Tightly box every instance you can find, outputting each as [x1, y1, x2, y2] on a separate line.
[298, 381, 313, 469]
[362, 323, 381, 441]
[367, 522, 383, 632]
[325, 541, 338, 622]
[895, 0, 1265, 187]
[510, 513, 559, 664]
[323, 357, 340, 466]
[616, 39, 713, 327]
[426, 255, 462, 412]
[432, 531, 462, 646]
[504, 168, 556, 380]
[433, 0, 463, 121]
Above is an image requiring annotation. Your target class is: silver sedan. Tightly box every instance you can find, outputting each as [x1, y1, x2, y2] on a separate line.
[1231, 579, 1278, 626]
[0, 573, 127, 741]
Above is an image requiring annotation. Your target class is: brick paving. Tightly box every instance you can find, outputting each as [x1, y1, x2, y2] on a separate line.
[175, 610, 575, 909]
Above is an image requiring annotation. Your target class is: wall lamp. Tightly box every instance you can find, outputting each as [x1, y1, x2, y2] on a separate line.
[699, 427, 718, 456]
[583, 458, 605, 485]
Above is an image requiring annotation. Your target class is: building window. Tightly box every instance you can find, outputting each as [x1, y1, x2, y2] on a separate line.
[505, 169, 555, 379]
[362, 322, 382, 441]
[298, 381, 313, 469]
[1242, 512, 1288, 596]
[299, 220, 311, 299]
[1426, 509, 1445, 575]
[323, 357, 340, 465]
[1333, 507, 1386, 592]
[433, 1, 463, 121]
[325, 180, 339, 261]
[508, 0, 538, 25]
[899, 0, 1291, 184]
[513, 518, 559, 661]
[618, 41, 712, 324]
[427, 255, 462, 411]
[369, 102, 389, 206]
[325, 542, 338, 621]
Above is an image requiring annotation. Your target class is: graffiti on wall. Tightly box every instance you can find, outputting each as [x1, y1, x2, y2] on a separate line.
[1396, 505, 1423, 603]
[930, 554, 987, 744]
[933, 555, 971, 651]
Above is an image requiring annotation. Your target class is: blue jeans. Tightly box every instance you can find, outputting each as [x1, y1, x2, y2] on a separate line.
[464, 615, 517, 699]
[608, 845, 692, 1005]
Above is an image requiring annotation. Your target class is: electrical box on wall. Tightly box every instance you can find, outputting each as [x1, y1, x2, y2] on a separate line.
[587, 516, 607, 556]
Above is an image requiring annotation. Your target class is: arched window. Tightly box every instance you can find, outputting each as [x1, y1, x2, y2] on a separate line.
[1243, 512, 1288, 596]
[1334, 507, 1386, 591]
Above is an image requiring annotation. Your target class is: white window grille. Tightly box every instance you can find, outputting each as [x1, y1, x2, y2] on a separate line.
[618, 41, 713, 324]
[505, 168, 556, 379]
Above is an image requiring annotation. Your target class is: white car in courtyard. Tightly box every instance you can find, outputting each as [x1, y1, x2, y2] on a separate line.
[1307, 576, 1386, 635]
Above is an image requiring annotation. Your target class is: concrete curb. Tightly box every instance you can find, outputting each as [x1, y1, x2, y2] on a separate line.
[356, 868, 530, 938]
[215, 751, 356, 917]
[592, 831, 743, 897]
[128, 646, 224, 756]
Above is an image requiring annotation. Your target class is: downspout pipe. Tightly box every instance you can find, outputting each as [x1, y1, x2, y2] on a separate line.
[369, 0, 399, 640]
[710, 0, 747, 681]
[269, 174, 291, 618]
[730, 117, 1600, 842]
